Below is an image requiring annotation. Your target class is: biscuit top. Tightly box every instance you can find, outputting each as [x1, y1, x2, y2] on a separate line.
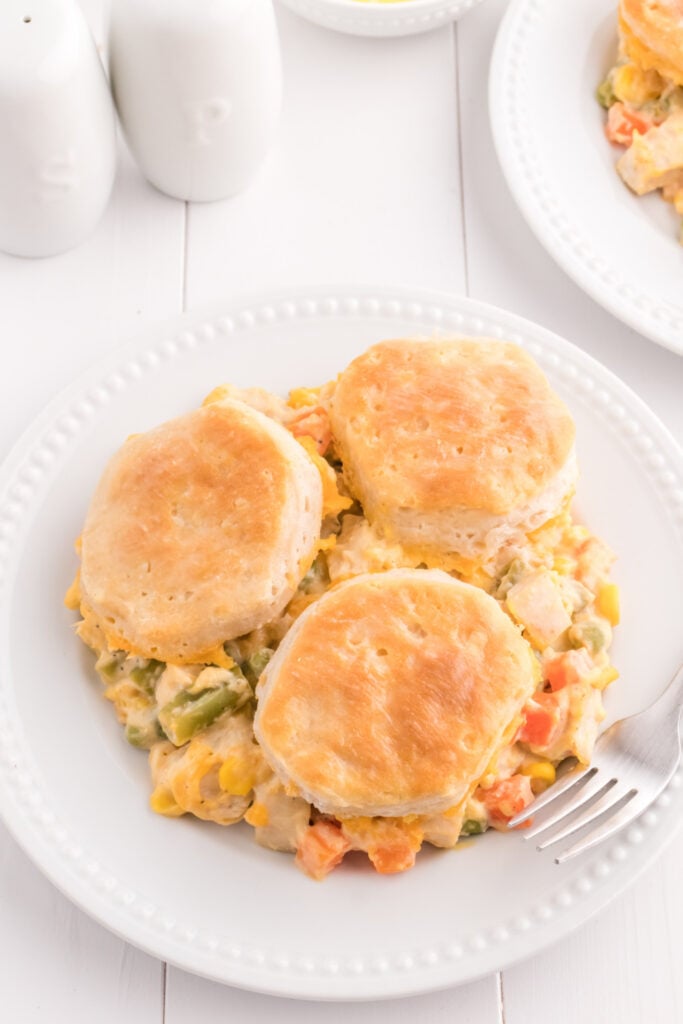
[327, 338, 575, 518]
[254, 569, 539, 818]
[619, 0, 683, 85]
[79, 399, 321, 663]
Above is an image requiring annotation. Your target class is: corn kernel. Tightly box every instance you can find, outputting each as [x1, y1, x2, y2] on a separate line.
[594, 665, 620, 690]
[520, 761, 556, 794]
[552, 555, 575, 576]
[317, 535, 337, 552]
[612, 63, 663, 105]
[245, 802, 269, 827]
[150, 786, 185, 817]
[596, 582, 620, 625]
[341, 815, 372, 830]
[288, 386, 320, 409]
[219, 756, 256, 796]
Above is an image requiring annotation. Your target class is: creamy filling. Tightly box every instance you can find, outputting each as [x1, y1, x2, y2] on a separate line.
[599, 51, 683, 241]
[73, 394, 619, 880]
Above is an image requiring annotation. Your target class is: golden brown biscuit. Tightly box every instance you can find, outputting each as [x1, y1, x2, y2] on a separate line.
[79, 399, 322, 663]
[326, 338, 576, 563]
[254, 569, 539, 818]
[619, 0, 683, 86]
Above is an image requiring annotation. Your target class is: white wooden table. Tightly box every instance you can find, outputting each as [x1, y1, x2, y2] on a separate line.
[1, 1, 681, 1020]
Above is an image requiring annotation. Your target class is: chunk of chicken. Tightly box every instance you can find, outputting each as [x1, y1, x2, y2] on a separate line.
[618, 110, 683, 194]
[505, 569, 572, 650]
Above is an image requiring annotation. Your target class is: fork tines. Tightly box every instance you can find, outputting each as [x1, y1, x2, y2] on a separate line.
[508, 763, 641, 863]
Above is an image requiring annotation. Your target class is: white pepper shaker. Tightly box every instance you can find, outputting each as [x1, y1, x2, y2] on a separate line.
[0, 0, 117, 258]
[108, 0, 282, 203]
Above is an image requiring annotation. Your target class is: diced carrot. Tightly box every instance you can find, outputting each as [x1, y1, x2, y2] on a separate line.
[605, 102, 655, 145]
[288, 406, 332, 455]
[368, 843, 418, 875]
[545, 654, 571, 691]
[516, 692, 563, 747]
[295, 820, 352, 881]
[340, 817, 423, 875]
[544, 649, 594, 691]
[483, 775, 534, 829]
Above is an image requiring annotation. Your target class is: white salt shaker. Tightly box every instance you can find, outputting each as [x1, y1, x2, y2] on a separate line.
[0, 0, 117, 258]
[108, 0, 282, 203]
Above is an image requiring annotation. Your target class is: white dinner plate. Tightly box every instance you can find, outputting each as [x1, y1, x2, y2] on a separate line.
[277, 0, 483, 38]
[489, 0, 683, 357]
[0, 288, 681, 1000]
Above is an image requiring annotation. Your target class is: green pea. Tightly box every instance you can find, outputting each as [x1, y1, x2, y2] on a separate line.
[461, 819, 485, 836]
[569, 621, 606, 653]
[596, 79, 616, 109]
[125, 720, 163, 749]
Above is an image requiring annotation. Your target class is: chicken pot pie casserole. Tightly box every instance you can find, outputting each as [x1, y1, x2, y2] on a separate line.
[598, 0, 683, 242]
[67, 338, 619, 881]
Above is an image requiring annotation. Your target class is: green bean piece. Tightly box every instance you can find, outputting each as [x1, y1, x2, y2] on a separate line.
[95, 651, 126, 681]
[158, 681, 248, 746]
[129, 658, 165, 694]
[243, 649, 274, 686]
[460, 819, 485, 836]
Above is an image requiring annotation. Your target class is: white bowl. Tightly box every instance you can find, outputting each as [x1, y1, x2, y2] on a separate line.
[278, 0, 485, 38]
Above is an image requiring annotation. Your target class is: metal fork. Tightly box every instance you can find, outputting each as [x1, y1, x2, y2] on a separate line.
[508, 663, 683, 863]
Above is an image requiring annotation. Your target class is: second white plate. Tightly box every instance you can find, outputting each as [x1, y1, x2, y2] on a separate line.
[490, 0, 683, 356]
[0, 288, 681, 999]
[278, 0, 484, 38]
